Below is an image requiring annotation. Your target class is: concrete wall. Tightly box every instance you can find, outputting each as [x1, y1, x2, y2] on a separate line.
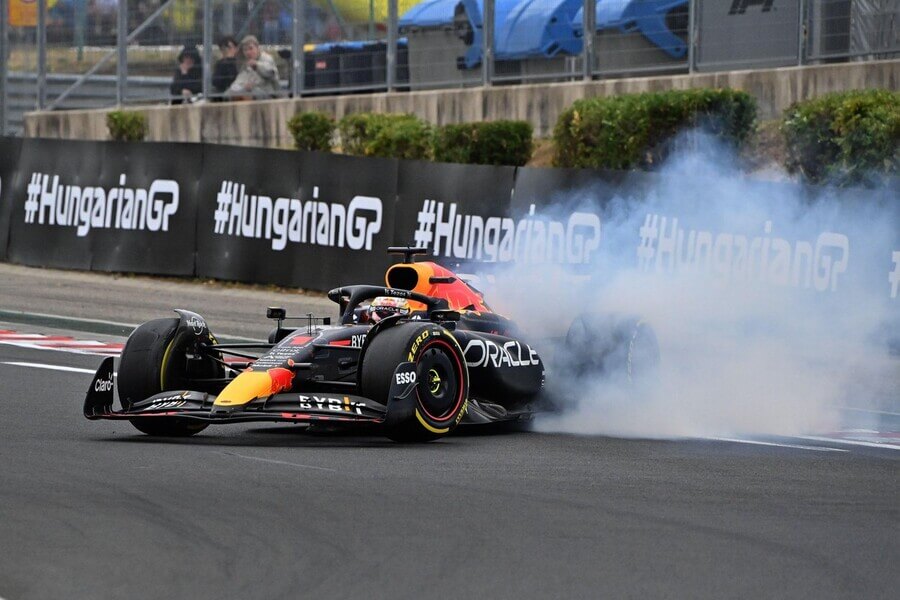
[24, 59, 900, 146]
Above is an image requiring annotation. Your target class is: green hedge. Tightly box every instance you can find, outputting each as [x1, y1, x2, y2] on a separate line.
[106, 110, 147, 141]
[553, 89, 757, 169]
[287, 111, 334, 152]
[338, 113, 432, 160]
[782, 89, 900, 184]
[432, 120, 534, 166]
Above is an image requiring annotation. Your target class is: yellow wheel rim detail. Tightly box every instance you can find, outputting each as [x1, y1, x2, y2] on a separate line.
[428, 369, 442, 394]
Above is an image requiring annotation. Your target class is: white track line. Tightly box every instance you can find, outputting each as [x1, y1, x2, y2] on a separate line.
[0, 342, 121, 357]
[708, 437, 847, 453]
[1, 361, 96, 374]
[799, 436, 900, 452]
[217, 451, 337, 472]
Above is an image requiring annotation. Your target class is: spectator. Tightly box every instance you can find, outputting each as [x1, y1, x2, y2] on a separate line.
[228, 35, 280, 100]
[212, 35, 240, 99]
[170, 45, 202, 104]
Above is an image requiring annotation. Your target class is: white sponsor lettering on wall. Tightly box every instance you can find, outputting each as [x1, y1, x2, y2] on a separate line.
[637, 214, 851, 293]
[213, 181, 383, 251]
[413, 200, 601, 264]
[23, 173, 180, 236]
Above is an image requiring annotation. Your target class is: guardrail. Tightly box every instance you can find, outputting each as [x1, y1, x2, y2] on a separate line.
[5, 72, 172, 135]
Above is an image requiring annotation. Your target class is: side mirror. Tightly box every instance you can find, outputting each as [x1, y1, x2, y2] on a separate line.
[267, 307, 286, 320]
[428, 276, 456, 284]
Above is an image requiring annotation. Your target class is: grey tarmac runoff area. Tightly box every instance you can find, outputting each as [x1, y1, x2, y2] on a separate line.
[0, 264, 897, 600]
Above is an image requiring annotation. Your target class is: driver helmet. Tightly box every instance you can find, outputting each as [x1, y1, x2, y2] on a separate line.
[366, 296, 411, 323]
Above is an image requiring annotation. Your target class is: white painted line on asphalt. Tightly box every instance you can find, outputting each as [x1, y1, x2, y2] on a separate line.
[1, 361, 96, 374]
[799, 436, 900, 452]
[0, 341, 122, 357]
[217, 451, 337, 472]
[709, 437, 848, 453]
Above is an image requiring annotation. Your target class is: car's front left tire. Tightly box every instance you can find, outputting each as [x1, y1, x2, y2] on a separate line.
[118, 317, 218, 437]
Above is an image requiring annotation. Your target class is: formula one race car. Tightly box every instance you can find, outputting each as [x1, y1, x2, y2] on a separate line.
[84, 247, 659, 442]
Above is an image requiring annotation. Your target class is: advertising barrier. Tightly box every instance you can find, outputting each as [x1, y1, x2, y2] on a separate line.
[0, 137, 897, 321]
[196, 145, 399, 291]
[0, 137, 22, 261]
[395, 160, 517, 266]
[6, 138, 197, 275]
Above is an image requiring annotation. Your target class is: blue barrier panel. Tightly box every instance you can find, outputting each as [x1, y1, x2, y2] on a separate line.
[495, 0, 584, 59]
[573, 0, 689, 58]
[457, 0, 522, 68]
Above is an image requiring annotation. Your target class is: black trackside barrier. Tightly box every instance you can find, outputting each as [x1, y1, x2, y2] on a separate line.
[0, 138, 896, 341]
[0, 137, 23, 261]
[5, 138, 197, 275]
[195, 145, 399, 291]
[394, 159, 517, 270]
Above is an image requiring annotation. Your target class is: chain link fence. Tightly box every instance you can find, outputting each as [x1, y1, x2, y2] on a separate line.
[2, 0, 898, 134]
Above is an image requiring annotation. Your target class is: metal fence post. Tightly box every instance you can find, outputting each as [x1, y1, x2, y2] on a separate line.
[37, 0, 47, 109]
[202, 0, 212, 99]
[582, 0, 595, 80]
[116, 0, 128, 105]
[292, 0, 305, 97]
[0, 0, 8, 134]
[75, 0, 86, 61]
[387, 0, 398, 91]
[482, 0, 494, 86]
[797, 0, 806, 66]
[687, 0, 697, 73]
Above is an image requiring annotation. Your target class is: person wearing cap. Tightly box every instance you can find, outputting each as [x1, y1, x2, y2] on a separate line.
[169, 45, 203, 105]
[228, 35, 280, 100]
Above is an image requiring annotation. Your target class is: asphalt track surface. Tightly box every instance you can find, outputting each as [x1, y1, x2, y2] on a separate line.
[0, 267, 898, 599]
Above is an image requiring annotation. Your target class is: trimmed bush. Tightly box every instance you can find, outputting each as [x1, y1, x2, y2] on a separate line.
[367, 116, 433, 160]
[432, 120, 534, 166]
[338, 113, 432, 160]
[106, 110, 147, 141]
[553, 89, 757, 169]
[287, 111, 334, 152]
[782, 89, 900, 184]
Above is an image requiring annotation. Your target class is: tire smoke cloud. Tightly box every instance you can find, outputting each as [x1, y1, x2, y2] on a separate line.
[482, 132, 899, 439]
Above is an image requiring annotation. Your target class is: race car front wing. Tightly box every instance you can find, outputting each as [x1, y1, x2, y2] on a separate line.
[83, 357, 418, 427]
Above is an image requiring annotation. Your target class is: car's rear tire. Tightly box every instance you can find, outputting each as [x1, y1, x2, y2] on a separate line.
[118, 317, 216, 437]
[565, 314, 660, 385]
[360, 323, 469, 443]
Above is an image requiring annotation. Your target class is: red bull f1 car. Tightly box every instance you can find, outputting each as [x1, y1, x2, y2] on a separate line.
[84, 247, 659, 442]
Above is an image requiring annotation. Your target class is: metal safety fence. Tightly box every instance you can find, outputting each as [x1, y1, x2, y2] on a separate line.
[2, 0, 898, 134]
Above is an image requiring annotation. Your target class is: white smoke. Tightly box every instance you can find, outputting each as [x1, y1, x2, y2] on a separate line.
[483, 131, 898, 439]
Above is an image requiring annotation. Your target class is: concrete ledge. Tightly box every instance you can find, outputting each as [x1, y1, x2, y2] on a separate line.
[24, 59, 900, 145]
